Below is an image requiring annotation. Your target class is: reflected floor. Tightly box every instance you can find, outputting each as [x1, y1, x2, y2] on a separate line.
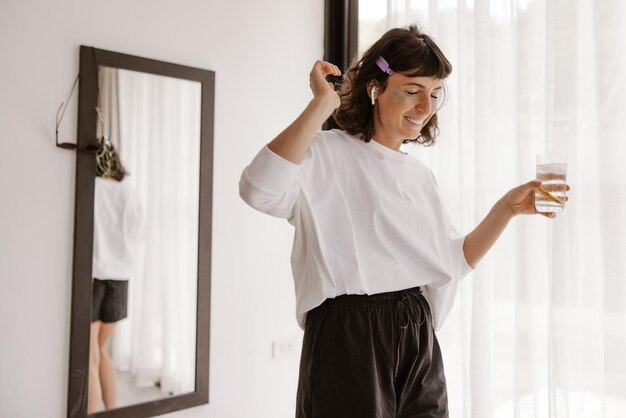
[117, 370, 167, 408]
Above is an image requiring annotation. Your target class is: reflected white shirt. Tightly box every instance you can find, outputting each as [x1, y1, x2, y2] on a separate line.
[92, 177, 145, 280]
[239, 129, 472, 330]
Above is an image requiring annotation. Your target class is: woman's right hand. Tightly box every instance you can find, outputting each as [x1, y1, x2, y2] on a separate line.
[309, 60, 342, 111]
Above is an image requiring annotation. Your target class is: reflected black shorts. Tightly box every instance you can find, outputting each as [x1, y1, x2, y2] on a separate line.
[92, 279, 128, 323]
[296, 287, 448, 418]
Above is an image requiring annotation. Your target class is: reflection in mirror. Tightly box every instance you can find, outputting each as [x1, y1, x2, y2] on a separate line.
[88, 67, 201, 413]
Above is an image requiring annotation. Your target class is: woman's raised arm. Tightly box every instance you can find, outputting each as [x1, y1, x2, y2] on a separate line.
[267, 60, 341, 164]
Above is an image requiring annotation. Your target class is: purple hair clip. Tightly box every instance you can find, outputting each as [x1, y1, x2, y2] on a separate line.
[376, 56, 393, 75]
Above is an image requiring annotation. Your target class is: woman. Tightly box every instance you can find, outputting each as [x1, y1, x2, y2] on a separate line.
[89, 137, 144, 413]
[240, 25, 563, 418]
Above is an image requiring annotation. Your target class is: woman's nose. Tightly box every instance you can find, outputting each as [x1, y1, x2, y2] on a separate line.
[415, 94, 432, 115]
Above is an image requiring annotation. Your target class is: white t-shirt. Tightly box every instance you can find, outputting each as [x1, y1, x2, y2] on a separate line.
[239, 129, 473, 330]
[92, 177, 145, 280]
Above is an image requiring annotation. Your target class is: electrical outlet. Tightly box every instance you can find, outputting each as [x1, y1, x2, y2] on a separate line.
[272, 337, 298, 359]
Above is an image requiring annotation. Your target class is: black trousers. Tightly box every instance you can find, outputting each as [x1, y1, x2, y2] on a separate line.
[296, 287, 448, 418]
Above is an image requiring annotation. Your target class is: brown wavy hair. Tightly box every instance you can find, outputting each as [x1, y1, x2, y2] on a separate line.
[96, 137, 127, 181]
[333, 25, 452, 146]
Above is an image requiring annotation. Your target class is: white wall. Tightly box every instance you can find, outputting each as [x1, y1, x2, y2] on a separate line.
[0, 1, 323, 417]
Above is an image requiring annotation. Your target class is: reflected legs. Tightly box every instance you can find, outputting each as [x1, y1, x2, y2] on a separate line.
[98, 322, 117, 409]
[88, 320, 118, 413]
[88, 321, 102, 413]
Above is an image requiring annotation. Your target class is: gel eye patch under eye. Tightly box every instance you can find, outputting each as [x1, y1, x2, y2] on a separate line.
[389, 88, 421, 104]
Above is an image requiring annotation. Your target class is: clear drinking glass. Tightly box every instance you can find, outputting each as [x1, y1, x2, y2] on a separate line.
[535, 153, 567, 213]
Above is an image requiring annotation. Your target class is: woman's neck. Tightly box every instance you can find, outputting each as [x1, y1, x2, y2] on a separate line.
[371, 132, 404, 153]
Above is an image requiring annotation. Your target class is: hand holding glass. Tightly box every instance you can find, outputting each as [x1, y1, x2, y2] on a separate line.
[535, 153, 567, 213]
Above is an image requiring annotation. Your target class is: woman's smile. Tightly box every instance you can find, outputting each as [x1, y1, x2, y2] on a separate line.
[404, 115, 425, 127]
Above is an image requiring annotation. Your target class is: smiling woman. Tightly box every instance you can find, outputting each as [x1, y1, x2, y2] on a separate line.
[239, 24, 559, 417]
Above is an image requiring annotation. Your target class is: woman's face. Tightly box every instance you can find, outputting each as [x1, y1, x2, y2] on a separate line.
[373, 73, 443, 145]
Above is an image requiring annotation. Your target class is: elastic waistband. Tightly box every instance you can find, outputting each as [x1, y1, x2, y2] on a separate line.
[323, 286, 423, 308]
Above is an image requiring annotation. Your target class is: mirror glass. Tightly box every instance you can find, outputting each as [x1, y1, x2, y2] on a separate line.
[88, 66, 201, 413]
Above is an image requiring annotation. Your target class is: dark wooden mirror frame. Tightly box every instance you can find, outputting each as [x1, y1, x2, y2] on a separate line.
[67, 46, 213, 418]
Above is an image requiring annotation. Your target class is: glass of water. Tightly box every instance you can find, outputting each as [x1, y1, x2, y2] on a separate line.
[535, 153, 567, 213]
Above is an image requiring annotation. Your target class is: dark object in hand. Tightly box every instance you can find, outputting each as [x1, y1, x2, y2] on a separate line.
[325, 74, 344, 91]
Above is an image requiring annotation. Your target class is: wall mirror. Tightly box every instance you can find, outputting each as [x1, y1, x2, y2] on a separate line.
[68, 46, 213, 418]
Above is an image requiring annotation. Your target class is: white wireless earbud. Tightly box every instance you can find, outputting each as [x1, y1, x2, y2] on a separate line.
[370, 86, 376, 105]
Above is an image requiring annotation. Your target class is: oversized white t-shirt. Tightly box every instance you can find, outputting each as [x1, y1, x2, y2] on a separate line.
[239, 129, 473, 330]
[92, 177, 145, 280]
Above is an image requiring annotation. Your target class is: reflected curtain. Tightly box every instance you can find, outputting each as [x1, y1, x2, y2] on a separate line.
[99, 67, 200, 396]
[361, 0, 626, 416]
[97, 67, 120, 148]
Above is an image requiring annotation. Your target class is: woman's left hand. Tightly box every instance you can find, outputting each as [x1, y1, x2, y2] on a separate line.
[503, 179, 570, 218]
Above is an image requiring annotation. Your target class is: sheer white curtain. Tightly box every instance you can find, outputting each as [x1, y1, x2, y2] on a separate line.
[360, 0, 626, 416]
[100, 68, 201, 396]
